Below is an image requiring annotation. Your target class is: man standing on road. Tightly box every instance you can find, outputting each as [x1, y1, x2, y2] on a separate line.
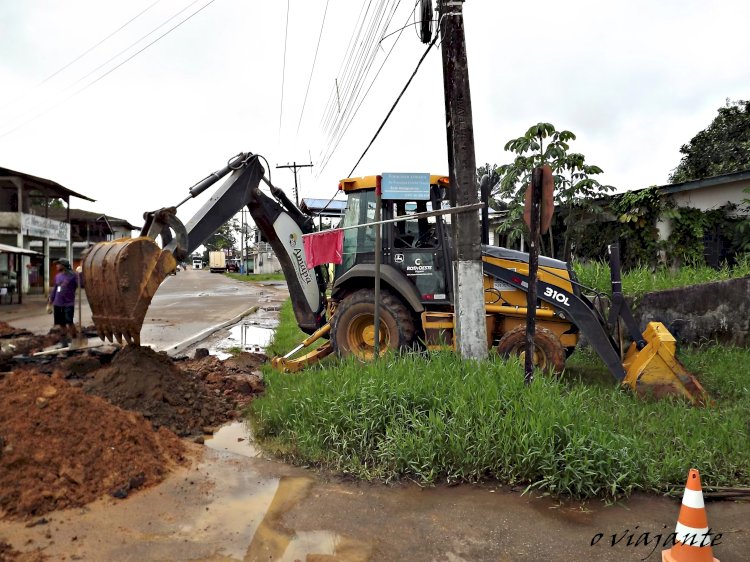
[46, 258, 78, 347]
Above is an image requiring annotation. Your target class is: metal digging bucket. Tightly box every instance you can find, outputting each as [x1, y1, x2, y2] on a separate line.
[621, 322, 708, 406]
[82, 237, 177, 346]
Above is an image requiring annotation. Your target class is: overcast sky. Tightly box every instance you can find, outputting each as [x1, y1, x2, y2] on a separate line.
[1, 0, 748, 230]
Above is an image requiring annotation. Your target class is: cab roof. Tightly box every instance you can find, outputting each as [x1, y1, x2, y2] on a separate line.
[338, 174, 449, 193]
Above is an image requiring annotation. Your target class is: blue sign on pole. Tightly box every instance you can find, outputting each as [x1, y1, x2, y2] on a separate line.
[381, 173, 430, 200]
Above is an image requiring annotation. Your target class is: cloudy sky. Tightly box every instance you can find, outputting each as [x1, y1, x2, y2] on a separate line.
[1, 0, 748, 230]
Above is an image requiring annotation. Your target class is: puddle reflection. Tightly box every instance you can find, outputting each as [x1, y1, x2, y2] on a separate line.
[205, 420, 261, 458]
[210, 319, 277, 359]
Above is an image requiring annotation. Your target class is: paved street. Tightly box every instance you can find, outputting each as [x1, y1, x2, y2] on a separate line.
[0, 267, 289, 354]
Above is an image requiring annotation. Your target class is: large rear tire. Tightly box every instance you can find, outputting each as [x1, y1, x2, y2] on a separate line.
[332, 289, 416, 361]
[496, 325, 566, 374]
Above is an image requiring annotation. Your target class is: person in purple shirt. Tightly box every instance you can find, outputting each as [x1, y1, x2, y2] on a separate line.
[46, 258, 78, 347]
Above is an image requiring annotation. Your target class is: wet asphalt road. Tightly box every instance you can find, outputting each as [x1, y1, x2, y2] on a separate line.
[5, 267, 289, 354]
[138, 268, 288, 354]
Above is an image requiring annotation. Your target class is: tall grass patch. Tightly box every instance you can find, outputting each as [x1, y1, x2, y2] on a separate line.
[250, 348, 750, 500]
[572, 256, 750, 298]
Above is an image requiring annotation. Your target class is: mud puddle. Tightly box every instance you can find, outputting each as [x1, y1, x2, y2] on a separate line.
[209, 315, 278, 359]
[205, 420, 261, 458]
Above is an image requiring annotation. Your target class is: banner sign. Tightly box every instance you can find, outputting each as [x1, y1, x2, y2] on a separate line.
[21, 214, 69, 240]
[381, 173, 430, 200]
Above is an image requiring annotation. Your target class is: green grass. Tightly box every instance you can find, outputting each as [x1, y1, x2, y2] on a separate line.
[249, 303, 750, 500]
[266, 299, 316, 358]
[225, 272, 287, 282]
[572, 255, 750, 299]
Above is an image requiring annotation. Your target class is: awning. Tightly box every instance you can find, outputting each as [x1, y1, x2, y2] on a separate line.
[0, 243, 41, 256]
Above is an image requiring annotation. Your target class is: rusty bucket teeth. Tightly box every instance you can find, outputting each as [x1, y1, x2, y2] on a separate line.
[82, 237, 176, 348]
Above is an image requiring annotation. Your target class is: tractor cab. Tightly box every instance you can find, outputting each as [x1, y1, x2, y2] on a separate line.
[334, 175, 453, 305]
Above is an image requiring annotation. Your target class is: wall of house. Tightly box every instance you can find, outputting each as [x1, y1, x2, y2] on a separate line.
[657, 180, 748, 242]
[670, 181, 747, 214]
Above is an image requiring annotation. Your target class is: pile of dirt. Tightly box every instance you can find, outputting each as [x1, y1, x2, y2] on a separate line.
[0, 323, 59, 370]
[0, 371, 185, 520]
[82, 346, 263, 437]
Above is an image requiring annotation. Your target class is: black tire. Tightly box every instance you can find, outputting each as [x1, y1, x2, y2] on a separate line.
[496, 325, 566, 374]
[331, 289, 416, 360]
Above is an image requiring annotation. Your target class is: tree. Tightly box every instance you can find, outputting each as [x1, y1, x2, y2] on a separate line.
[492, 123, 614, 260]
[670, 99, 750, 183]
[204, 220, 238, 253]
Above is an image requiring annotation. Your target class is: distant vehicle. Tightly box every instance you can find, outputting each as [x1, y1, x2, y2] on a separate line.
[208, 251, 226, 273]
[227, 262, 240, 272]
[192, 258, 203, 270]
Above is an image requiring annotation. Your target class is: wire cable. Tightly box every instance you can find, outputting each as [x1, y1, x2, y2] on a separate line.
[279, 0, 291, 138]
[316, 1, 419, 177]
[346, 31, 438, 177]
[0, 0, 220, 140]
[295, 0, 330, 135]
[317, 0, 401, 168]
[0, 0, 209, 131]
[0, 0, 165, 113]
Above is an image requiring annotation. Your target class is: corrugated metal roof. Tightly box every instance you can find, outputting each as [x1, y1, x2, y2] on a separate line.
[301, 198, 347, 210]
[0, 166, 96, 202]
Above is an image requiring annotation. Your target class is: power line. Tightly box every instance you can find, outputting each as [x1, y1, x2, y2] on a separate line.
[0, 0, 165, 113]
[0, 0, 209, 131]
[279, 0, 291, 138]
[317, 0, 399, 164]
[317, 1, 414, 176]
[0, 0, 220, 140]
[295, 0, 330, 135]
[346, 31, 438, 178]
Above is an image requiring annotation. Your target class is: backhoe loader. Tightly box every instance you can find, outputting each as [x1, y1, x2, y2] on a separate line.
[82, 151, 707, 404]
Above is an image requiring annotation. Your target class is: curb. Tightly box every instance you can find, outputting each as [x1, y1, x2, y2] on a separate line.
[160, 305, 260, 357]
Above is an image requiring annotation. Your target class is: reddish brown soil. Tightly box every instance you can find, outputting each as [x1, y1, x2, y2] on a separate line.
[0, 320, 267, 524]
[0, 371, 186, 520]
[0, 539, 46, 561]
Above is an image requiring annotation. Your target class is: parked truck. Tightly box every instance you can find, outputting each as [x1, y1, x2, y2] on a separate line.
[208, 251, 226, 273]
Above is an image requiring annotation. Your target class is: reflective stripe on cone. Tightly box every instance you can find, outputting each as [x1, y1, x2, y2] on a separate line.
[662, 469, 719, 562]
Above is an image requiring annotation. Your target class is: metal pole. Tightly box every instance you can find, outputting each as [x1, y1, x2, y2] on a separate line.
[373, 176, 383, 358]
[524, 168, 543, 385]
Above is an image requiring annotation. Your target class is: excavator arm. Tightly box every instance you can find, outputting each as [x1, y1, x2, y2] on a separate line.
[82, 152, 327, 345]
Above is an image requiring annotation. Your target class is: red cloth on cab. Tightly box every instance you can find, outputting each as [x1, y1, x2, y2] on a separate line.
[303, 229, 344, 268]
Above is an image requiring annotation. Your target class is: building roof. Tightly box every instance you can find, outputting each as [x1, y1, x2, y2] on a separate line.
[0, 243, 40, 256]
[45, 208, 138, 231]
[0, 166, 96, 202]
[659, 169, 750, 195]
[300, 197, 347, 217]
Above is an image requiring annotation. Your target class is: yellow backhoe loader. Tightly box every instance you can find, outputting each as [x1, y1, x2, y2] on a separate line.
[82, 152, 707, 404]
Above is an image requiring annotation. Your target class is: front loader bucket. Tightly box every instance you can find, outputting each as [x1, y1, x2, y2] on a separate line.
[83, 237, 177, 346]
[622, 322, 708, 406]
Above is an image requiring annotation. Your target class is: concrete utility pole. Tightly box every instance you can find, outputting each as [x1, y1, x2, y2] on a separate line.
[276, 162, 313, 207]
[439, 0, 487, 359]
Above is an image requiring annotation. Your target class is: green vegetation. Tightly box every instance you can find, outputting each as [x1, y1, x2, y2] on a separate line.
[249, 299, 750, 500]
[572, 257, 750, 299]
[249, 344, 750, 500]
[225, 272, 286, 282]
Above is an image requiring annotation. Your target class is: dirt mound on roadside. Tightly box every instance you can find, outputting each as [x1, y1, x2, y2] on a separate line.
[0, 371, 185, 520]
[82, 346, 245, 437]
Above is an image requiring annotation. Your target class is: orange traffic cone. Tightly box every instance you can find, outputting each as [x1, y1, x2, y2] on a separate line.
[662, 469, 719, 562]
